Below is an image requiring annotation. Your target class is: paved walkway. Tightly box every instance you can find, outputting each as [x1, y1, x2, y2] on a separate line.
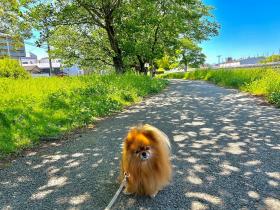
[1, 80, 279, 210]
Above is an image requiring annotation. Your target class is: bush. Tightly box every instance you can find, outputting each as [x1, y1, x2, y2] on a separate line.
[159, 72, 185, 79]
[260, 54, 280, 63]
[156, 68, 165, 74]
[0, 58, 30, 78]
[0, 73, 168, 156]
[269, 91, 280, 107]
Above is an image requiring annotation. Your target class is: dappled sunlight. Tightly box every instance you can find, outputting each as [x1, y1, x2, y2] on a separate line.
[1, 80, 279, 209]
[31, 189, 54, 200]
[222, 142, 246, 155]
[247, 191, 260, 199]
[264, 197, 280, 210]
[243, 160, 262, 166]
[219, 161, 240, 176]
[268, 180, 279, 187]
[41, 154, 69, 164]
[56, 192, 91, 206]
[191, 200, 208, 210]
[173, 134, 187, 142]
[193, 164, 208, 173]
[186, 192, 223, 205]
[68, 193, 91, 205]
[38, 176, 68, 190]
[185, 157, 199, 164]
[186, 170, 203, 185]
[266, 172, 280, 180]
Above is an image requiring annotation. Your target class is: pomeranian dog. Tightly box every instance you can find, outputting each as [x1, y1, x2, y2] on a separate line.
[120, 124, 172, 197]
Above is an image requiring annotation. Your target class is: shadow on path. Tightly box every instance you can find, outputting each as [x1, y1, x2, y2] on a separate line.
[0, 80, 279, 210]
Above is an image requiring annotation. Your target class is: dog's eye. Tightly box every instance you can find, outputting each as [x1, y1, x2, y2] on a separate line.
[146, 146, 150, 150]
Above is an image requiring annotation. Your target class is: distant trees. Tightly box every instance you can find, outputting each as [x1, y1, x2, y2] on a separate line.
[260, 55, 280, 64]
[155, 39, 206, 72]
[21, 0, 219, 73]
[156, 55, 179, 71]
[178, 39, 206, 70]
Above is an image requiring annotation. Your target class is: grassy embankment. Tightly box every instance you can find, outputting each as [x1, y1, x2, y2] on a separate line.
[160, 68, 280, 107]
[0, 74, 168, 157]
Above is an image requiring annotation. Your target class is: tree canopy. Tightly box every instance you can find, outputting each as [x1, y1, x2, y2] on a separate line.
[178, 38, 206, 68]
[0, 0, 30, 44]
[20, 0, 219, 73]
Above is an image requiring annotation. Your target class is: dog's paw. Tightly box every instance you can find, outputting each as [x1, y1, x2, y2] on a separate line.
[123, 188, 133, 195]
[150, 191, 158, 198]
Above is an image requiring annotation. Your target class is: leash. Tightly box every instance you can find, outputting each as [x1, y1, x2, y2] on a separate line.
[104, 172, 130, 210]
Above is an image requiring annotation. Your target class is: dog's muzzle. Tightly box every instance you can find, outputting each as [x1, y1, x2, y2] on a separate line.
[140, 151, 151, 161]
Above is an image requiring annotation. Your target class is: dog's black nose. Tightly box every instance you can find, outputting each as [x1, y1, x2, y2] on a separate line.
[142, 152, 147, 158]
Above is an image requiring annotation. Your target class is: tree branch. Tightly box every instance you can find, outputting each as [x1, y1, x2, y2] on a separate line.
[76, 0, 106, 28]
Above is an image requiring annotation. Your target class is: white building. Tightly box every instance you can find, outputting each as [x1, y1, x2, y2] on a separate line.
[21, 52, 83, 76]
[219, 57, 265, 68]
[21, 52, 38, 65]
[37, 57, 61, 72]
[219, 61, 240, 68]
[0, 34, 26, 59]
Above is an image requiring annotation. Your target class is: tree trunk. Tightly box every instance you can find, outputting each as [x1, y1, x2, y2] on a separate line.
[112, 55, 124, 74]
[151, 66, 156, 77]
[104, 16, 124, 74]
[184, 64, 188, 72]
[137, 55, 147, 75]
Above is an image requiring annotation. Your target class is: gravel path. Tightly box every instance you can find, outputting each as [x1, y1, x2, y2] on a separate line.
[1, 80, 280, 210]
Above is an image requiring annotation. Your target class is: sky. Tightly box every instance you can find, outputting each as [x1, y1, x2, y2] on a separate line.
[25, 30, 48, 59]
[26, 0, 280, 64]
[201, 0, 280, 64]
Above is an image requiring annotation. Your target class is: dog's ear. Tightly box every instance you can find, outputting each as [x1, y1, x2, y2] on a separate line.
[125, 127, 137, 150]
[127, 127, 138, 140]
[142, 128, 157, 143]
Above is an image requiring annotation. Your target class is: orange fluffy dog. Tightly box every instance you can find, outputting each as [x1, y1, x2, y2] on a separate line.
[120, 124, 172, 197]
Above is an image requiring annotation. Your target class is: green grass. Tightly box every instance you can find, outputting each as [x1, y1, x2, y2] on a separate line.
[160, 68, 280, 107]
[0, 73, 168, 157]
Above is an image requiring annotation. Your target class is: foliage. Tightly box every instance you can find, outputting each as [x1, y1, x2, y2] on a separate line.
[162, 68, 280, 107]
[0, 58, 30, 78]
[49, 26, 113, 72]
[156, 39, 206, 71]
[22, 0, 219, 73]
[117, 0, 219, 73]
[0, 0, 31, 41]
[156, 54, 178, 70]
[0, 74, 168, 156]
[156, 68, 165, 75]
[159, 72, 185, 79]
[178, 39, 206, 68]
[260, 54, 280, 64]
[23, 0, 127, 73]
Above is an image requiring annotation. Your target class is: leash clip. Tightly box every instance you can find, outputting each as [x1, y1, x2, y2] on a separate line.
[124, 172, 130, 178]
[123, 172, 130, 182]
